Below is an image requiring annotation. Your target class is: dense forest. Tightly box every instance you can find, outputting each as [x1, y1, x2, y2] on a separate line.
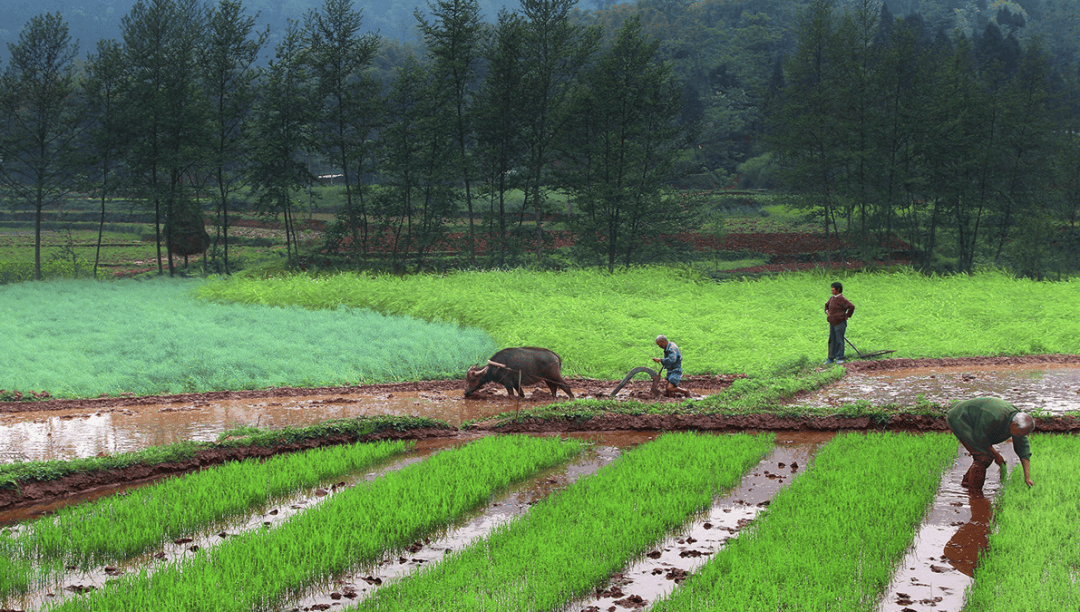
[2, 0, 1079, 279]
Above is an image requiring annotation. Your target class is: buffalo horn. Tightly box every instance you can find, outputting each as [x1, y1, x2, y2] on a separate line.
[487, 360, 508, 369]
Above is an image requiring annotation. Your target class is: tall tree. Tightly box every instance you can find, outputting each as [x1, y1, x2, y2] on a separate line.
[517, 0, 601, 264]
[768, 0, 846, 261]
[416, 0, 483, 264]
[374, 56, 456, 272]
[202, 0, 267, 275]
[247, 21, 317, 263]
[82, 39, 128, 279]
[306, 0, 381, 264]
[560, 15, 687, 272]
[473, 10, 527, 267]
[120, 0, 209, 276]
[0, 13, 81, 281]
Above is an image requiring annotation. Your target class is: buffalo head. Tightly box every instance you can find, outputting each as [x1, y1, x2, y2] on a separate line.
[464, 364, 490, 396]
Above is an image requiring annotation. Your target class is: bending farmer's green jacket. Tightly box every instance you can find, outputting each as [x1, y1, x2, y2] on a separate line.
[946, 397, 1032, 459]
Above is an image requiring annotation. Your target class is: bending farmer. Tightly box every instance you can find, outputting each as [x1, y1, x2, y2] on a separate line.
[653, 335, 690, 398]
[824, 281, 854, 364]
[946, 397, 1034, 494]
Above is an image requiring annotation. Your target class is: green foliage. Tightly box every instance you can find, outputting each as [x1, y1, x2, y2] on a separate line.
[0, 442, 203, 491]
[0, 278, 496, 398]
[0, 259, 95, 284]
[45, 435, 584, 612]
[654, 432, 958, 610]
[360, 432, 773, 611]
[196, 267, 1080, 379]
[964, 434, 1080, 611]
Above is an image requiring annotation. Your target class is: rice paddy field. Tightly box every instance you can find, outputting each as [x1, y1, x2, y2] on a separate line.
[2, 269, 1079, 611]
[1, 432, 1076, 611]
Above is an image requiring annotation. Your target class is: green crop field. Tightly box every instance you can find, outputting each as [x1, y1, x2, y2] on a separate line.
[42, 435, 584, 612]
[964, 433, 1080, 611]
[196, 267, 1080, 378]
[0, 278, 496, 398]
[4, 431, 1073, 612]
[3, 268, 1079, 399]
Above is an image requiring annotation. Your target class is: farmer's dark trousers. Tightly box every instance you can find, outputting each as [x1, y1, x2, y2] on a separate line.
[961, 453, 995, 494]
[828, 322, 847, 361]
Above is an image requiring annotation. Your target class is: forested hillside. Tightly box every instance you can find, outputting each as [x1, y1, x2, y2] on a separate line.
[2, 0, 1079, 281]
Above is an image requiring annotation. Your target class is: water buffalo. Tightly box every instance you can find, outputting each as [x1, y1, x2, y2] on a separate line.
[464, 347, 574, 398]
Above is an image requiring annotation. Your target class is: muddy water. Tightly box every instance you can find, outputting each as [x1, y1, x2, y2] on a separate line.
[790, 363, 1080, 413]
[0, 389, 545, 464]
[566, 436, 825, 612]
[285, 443, 624, 610]
[876, 444, 1018, 612]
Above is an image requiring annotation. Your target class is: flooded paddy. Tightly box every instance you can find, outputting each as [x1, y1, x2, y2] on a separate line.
[791, 362, 1080, 414]
[1, 358, 1076, 612]
[0, 376, 735, 465]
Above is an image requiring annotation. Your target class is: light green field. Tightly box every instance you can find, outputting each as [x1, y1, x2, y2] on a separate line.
[0, 278, 496, 398]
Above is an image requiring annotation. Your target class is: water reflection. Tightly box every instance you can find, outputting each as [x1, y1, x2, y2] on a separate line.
[790, 364, 1080, 414]
[0, 389, 539, 464]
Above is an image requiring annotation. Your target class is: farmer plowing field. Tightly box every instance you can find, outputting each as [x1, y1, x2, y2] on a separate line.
[653, 335, 690, 398]
[946, 397, 1034, 494]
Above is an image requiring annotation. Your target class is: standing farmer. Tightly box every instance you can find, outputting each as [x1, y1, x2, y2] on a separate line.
[653, 335, 689, 398]
[946, 397, 1034, 494]
[824, 281, 855, 364]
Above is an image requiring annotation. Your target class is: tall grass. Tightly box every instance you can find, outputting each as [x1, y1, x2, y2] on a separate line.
[44, 435, 584, 612]
[356, 432, 774, 612]
[653, 432, 958, 611]
[196, 267, 1080, 377]
[964, 434, 1080, 611]
[0, 278, 496, 398]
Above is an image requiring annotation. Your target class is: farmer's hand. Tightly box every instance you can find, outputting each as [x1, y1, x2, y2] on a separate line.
[1025, 475, 1034, 487]
[992, 449, 1006, 466]
[652, 357, 661, 363]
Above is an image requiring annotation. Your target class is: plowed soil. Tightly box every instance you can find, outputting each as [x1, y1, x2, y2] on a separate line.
[2, 355, 1078, 514]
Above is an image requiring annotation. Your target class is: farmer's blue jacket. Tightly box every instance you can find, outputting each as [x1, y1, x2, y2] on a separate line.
[660, 342, 683, 380]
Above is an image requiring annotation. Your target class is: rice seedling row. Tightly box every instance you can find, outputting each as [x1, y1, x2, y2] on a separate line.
[963, 434, 1080, 611]
[653, 432, 958, 611]
[569, 443, 817, 611]
[291, 445, 623, 610]
[0, 441, 414, 607]
[43, 435, 584, 612]
[352, 431, 774, 612]
[7, 440, 412, 570]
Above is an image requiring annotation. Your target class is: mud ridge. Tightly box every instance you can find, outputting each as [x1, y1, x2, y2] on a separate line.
[0, 428, 453, 514]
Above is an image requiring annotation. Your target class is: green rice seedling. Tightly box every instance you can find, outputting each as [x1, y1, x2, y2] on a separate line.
[0, 278, 496, 398]
[8, 440, 411, 570]
[0, 555, 32, 601]
[653, 432, 958, 611]
[353, 432, 774, 612]
[44, 434, 584, 612]
[963, 434, 1080, 611]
